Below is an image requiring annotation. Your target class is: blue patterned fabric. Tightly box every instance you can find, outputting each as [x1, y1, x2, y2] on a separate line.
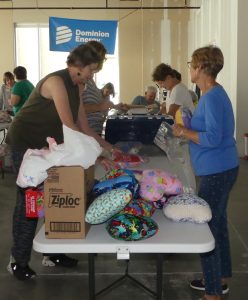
[85, 188, 132, 224]
[93, 175, 138, 197]
[163, 193, 212, 223]
[106, 213, 158, 241]
[120, 199, 155, 217]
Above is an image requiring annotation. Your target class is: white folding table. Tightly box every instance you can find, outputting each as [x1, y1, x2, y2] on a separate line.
[34, 211, 214, 300]
[33, 143, 214, 299]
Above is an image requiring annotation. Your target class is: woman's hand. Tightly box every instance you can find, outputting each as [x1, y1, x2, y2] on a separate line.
[172, 124, 185, 137]
[99, 100, 113, 111]
[117, 103, 130, 112]
[110, 146, 122, 156]
[173, 123, 200, 144]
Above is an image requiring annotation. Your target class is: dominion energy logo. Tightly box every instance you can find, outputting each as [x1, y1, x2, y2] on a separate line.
[55, 26, 73, 45]
[55, 25, 109, 45]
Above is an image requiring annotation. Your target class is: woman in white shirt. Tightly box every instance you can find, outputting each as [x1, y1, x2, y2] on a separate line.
[152, 63, 194, 118]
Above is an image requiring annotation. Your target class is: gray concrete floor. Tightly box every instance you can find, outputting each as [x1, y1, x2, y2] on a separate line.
[0, 160, 248, 300]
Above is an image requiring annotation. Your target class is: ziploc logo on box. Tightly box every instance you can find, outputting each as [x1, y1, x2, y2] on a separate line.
[48, 192, 80, 208]
[56, 26, 73, 45]
[45, 166, 93, 239]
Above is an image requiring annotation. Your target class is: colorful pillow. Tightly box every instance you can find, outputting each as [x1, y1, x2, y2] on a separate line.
[106, 213, 158, 241]
[163, 193, 212, 224]
[121, 199, 155, 217]
[85, 188, 132, 224]
[100, 168, 137, 181]
[139, 169, 183, 201]
[93, 175, 138, 197]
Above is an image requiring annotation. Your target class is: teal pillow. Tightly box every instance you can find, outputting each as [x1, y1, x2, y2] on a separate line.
[85, 188, 132, 224]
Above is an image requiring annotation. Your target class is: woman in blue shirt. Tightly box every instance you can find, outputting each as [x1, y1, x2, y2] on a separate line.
[173, 46, 239, 300]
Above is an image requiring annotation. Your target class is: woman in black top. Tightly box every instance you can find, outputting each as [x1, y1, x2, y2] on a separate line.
[6, 41, 115, 280]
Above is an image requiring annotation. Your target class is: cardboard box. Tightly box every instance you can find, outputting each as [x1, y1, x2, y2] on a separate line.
[44, 166, 94, 239]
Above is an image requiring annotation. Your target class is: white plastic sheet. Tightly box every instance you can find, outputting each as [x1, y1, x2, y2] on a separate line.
[17, 125, 102, 188]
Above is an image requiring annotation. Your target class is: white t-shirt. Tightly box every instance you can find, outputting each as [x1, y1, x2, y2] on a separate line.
[166, 82, 195, 113]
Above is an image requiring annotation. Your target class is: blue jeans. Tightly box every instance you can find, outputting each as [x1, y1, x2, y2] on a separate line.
[11, 149, 38, 267]
[10, 149, 68, 266]
[198, 166, 239, 295]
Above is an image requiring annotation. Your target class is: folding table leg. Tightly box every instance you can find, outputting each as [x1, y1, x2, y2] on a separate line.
[156, 253, 163, 300]
[88, 254, 96, 300]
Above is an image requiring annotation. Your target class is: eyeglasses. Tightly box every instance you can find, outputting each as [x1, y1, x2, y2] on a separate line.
[187, 61, 192, 69]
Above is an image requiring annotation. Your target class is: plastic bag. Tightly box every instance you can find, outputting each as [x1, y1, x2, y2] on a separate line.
[175, 106, 192, 129]
[154, 121, 184, 162]
[112, 152, 148, 169]
[17, 125, 102, 188]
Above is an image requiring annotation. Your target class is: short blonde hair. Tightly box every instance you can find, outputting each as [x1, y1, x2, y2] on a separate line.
[191, 45, 224, 78]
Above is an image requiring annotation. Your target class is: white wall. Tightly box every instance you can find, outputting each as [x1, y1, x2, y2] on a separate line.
[187, 0, 248, 156]
[237, 0, 248, 157]
[0, 10, 15, 72]
[188, 0, 237, 105]
[162, 0, 190, 85]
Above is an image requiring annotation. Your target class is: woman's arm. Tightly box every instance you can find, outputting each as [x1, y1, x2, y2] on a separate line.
[10, 94, 21, 106]
[77, 101, 115, 151]
[84, 100, 113, 113]
[167, 103, 180, 118]
[40, 76, 80, 131]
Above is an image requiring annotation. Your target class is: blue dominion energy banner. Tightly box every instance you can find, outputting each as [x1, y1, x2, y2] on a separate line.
[49, 17, 118, 54]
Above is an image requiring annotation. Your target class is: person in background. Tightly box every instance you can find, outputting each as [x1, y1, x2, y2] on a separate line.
[152, 63, 194, 117]
[80, 40, 111, 135]
[102, 82, 115, 101]
[6, 42, 117, 281]
[0, 71, 15, 114]
[81, 41, 126, 134]
[172, 69, 182, 81]
[173, 45, 239, 300]
[83, 81, 116, 135]
[131, 85, 160, 113]
[172, 69, 198, 107]
[172, 69, 198, 106]
[10, 66, 34, 115]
